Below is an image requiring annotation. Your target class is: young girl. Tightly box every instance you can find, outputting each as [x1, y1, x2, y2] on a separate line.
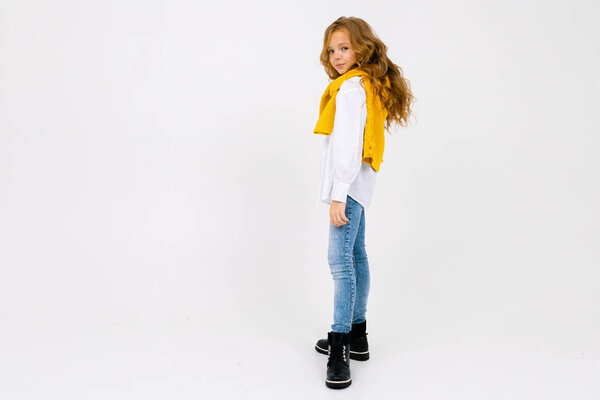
[312, 16, 414, 389]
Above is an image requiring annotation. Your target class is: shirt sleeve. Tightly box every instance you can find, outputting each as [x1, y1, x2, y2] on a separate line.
[329, 82, 366, 203]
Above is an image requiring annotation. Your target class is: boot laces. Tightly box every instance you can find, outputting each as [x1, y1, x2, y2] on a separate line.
[328, 343, 347, 362]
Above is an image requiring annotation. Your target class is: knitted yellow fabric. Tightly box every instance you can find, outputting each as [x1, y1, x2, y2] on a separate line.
[314, 68, 390, 172]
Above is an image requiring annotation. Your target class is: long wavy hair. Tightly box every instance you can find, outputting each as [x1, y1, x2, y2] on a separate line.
[320, 16, 415, 132]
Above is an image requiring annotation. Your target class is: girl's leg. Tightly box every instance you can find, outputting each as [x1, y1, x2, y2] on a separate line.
[328, 195, 364, 334]
[352, 208, 370, 324]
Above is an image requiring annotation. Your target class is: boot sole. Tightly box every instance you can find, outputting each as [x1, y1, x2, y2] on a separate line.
[326, 378, 352, 389]
[315, 344, 370, 361]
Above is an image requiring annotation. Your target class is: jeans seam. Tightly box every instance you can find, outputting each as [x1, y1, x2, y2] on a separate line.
[346, 197, 354, 330]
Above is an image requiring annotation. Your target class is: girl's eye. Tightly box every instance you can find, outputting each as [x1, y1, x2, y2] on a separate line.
[329, 47, 349, 54]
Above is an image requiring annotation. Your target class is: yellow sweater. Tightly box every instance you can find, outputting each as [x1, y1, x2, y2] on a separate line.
[314, 68, 390, 172]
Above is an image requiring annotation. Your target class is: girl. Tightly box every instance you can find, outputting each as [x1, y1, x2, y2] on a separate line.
[312, 16, 414, 389]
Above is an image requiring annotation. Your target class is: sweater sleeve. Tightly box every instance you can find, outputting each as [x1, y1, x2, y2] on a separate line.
[329, 81, 366, 203]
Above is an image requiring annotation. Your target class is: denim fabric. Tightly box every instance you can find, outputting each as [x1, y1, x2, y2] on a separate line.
[328, 195, 371, 333]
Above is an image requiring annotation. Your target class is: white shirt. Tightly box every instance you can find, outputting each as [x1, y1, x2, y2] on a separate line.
[317, 76, 377, 210]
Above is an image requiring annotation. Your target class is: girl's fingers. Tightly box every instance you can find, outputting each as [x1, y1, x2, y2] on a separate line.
[329, 204, 348, 226]
[339, 210, 348, 222]
[331, 214, 338, 226]
[336, 211, 348, 226]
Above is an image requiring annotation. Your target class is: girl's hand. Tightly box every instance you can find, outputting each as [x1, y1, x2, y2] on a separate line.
[330, 200, 349, 227]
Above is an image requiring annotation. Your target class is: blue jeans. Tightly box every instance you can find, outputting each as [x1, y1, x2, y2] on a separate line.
[328, 195, 371, 333]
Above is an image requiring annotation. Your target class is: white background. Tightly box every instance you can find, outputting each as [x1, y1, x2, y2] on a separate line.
[1, 0, 599, 398]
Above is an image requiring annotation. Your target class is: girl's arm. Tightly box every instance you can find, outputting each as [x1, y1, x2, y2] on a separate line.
[329, 81, 366, 204]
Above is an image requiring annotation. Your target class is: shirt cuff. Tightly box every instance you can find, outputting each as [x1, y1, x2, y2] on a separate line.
[331, 181, 351, 203]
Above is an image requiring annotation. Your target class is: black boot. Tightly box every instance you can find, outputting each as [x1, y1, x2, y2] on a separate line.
[315, 321, 370, 361]
[325, 331, 351, 389]
[348, 321, 370, 361]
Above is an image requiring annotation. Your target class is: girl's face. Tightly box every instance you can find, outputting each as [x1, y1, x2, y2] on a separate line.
[327, 29, 357, 75]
